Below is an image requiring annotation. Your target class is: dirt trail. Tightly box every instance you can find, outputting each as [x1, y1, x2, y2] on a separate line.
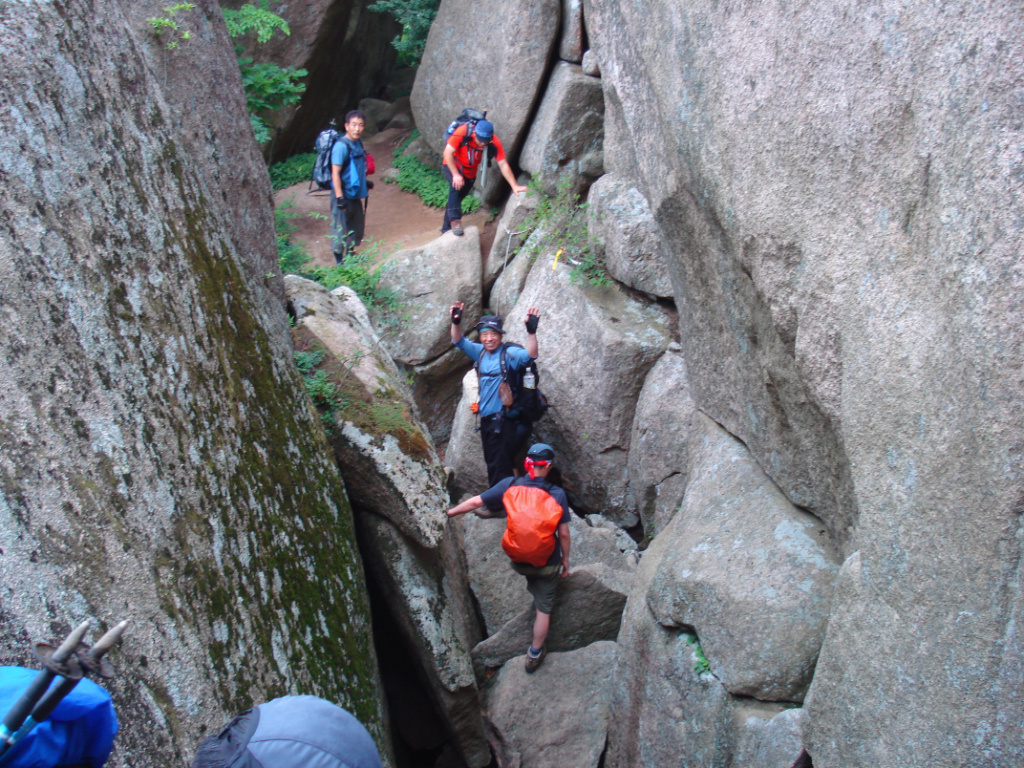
[273, 126, 498, 269]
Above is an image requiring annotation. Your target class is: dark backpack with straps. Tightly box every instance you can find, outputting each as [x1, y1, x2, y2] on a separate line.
[311, 123, 341, 191]
[443, 108, 487, 147]
[475, 342, 549, 424]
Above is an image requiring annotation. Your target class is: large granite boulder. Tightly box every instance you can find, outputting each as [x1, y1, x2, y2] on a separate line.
[647, 413, 840, 702]
[731, 707, 808, 768]
[377, 229, 483, 366]
[587, 172, 674, 298]
[472, 564, 631, 674]
[606, 532, 737, 768]
[558, 0, 585, 63]
[484, 191, 539, 297]
[459, 514, 634, 635]
[628, 345, 695, 536]
[501, 261, 673, 525]
[124, 0, 282, 307]
[587, 0, 1024, 763]
[446, 370, 490, 498]
[411, 0, 560, 158]
[519, 61, 605, 195]
[287, 278, 446, 548]
[485, 641, 617, 768]
[0, 4, 386, 764]
[286, 278, 489, 766]
[360, 515, 491, 767]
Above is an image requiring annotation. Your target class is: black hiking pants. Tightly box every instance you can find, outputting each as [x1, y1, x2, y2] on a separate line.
[442, 166, 475, 233]
[480, 413, 531, 486]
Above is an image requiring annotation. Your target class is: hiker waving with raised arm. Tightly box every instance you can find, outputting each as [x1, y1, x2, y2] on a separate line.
[451, 302, 541, 485]
[448, 443, 569, 674]
[441, 118, 527, 236]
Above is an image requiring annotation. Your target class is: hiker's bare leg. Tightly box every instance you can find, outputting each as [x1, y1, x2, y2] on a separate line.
[532, 609, 550, 649]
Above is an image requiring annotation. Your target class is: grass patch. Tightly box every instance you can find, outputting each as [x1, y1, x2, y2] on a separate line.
[270, 152, 317, 191]
[275, 201, 312, 274]
[518, 177, 608, 286]
[388, 154, 480, 215]
[304, 241, 403, 328]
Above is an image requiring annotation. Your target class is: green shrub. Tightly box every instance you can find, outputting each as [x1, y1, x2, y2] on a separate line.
[390, 154, 479, 214]
[305, 242, 404, 327]
[685, 634, 711, 675]
[275, 201, 312, 275]
[368, 0, 439, 66]
[518, 177, 608, 286]
[223, 1, 307, 143]
[270, 152, 317, 190]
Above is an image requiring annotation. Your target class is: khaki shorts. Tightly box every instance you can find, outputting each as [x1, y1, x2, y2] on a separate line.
[511, 561, 561, 614]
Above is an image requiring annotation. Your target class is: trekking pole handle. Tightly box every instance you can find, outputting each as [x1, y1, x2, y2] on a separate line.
[0, 621, 90, 741]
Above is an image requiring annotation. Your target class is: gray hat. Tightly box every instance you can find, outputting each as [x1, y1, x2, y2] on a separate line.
[192, 695, 382, 768]
[526, 443, 555, 461]
[475, 315, 505, 334]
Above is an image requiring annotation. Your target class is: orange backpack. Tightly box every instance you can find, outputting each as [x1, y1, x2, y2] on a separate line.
[501, 481, 565, 566]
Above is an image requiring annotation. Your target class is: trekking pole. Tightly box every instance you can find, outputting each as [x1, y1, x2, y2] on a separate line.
[0, 621, 90, 758]
[0, 621, 128, 765]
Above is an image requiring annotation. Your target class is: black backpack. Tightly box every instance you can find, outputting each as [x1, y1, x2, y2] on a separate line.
[475, 342, 550, 424]
[443, 108, 487, 147]
[311, 122, 341, 191]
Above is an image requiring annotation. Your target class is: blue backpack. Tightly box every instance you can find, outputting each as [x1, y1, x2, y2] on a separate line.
[0, 667, 118, 767]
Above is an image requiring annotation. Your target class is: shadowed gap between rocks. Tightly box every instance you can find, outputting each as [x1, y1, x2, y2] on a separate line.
[356, 505, 489, 768]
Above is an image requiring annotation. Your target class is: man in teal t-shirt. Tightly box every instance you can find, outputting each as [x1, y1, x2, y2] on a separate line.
[330, 110, 369, 263]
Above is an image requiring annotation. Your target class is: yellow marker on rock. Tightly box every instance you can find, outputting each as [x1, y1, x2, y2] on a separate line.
[553, 249, 563, 269]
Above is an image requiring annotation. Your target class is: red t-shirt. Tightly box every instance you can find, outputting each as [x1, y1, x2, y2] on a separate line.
[446, 124, 506, 179]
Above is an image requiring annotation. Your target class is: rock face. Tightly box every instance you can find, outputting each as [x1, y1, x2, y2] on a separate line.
[627, 346, 695, 535]
[378, 231, 483, 367]
[519, 61, 605, 194]
[507, 260, 673, 525]
[485, 641, 617, 768]
[286, 278, 490, 767]
[647, 413, 839, 703]
[586, 0, 1024, 764]
[586, 173, 674, 298]
[411, 0, 560, 158]
[0, 3, 386, 765]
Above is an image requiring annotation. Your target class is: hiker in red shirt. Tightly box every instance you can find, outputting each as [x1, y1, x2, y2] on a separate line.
[447, 443, 570, 674]
[442, 119, 527, 236]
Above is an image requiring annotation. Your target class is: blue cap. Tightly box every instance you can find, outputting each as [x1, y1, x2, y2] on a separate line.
[474, 120, 494, 141]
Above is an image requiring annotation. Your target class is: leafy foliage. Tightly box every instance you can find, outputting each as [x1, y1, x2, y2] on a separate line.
[147, 3, 196, 50]
[306, 242, 404, 327]
[222, 0, 290, 42]
[222, 1, 307, 144]
[685, 634, 711, 675]
[368, 0, 439, 66]
[518, 177, 608, 286]
[275, 201, 312, 275]
[389, 154, 480, 214]
[269, 152, 317, 190]
[393, 129, 420, 160]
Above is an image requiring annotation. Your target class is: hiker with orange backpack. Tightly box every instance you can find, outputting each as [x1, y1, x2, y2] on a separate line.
[450, 303, 542, 485]
[447, 443, 569, 673]
[441, 118, 527, 236]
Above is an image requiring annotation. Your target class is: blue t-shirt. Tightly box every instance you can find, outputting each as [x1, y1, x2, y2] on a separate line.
[331, 137, 368, 199]
[480, 475, 571, 566]
[454, 337, 533, 417]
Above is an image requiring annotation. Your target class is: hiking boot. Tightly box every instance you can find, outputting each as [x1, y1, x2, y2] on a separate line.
[524, 645, 547, 674]
[451, 219, 464, 236]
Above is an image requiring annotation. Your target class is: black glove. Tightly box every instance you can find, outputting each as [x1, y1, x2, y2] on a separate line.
[451, 306, 462, 325]
[525, 313, 539, 334]
[367, 180, 374, 190]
